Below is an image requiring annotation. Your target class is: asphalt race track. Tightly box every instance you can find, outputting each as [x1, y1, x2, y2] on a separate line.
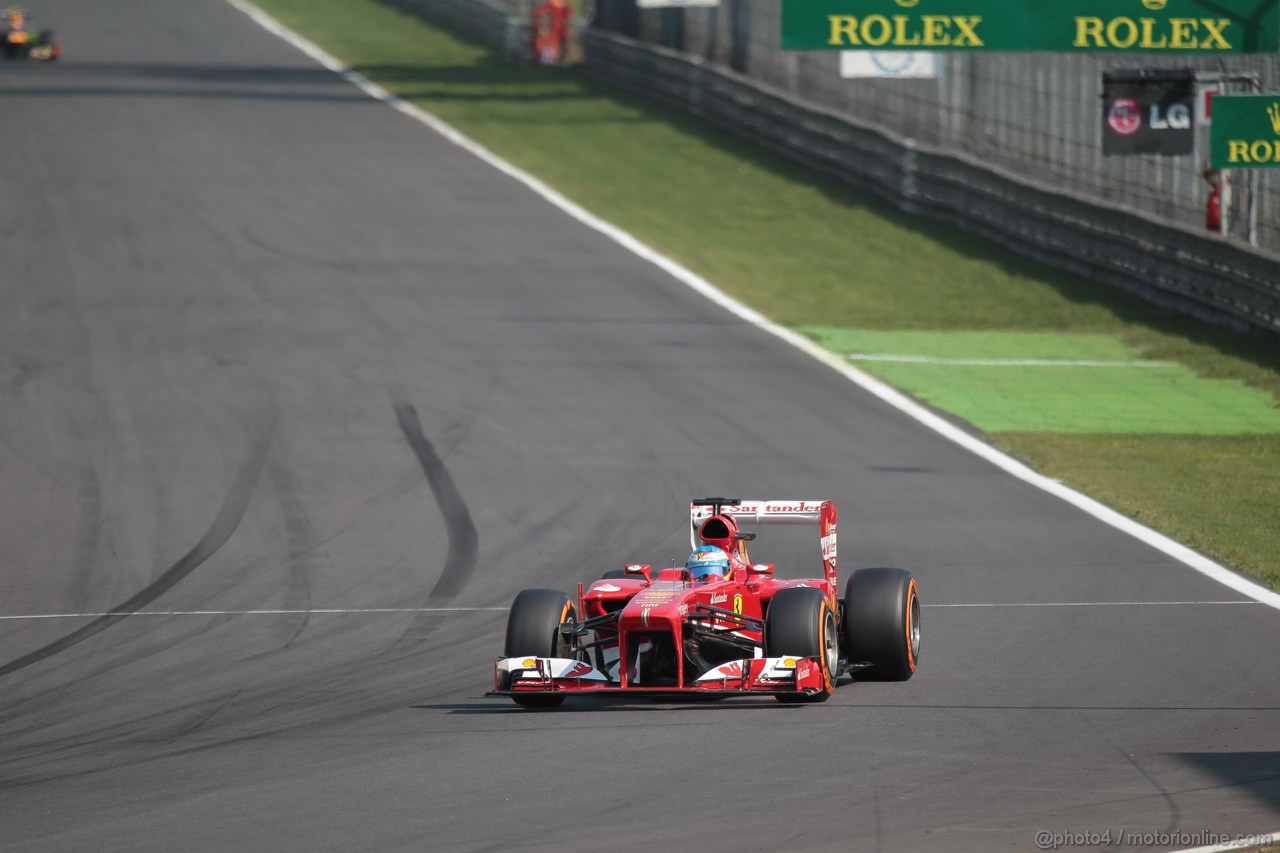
[1, 2, 1277, 851]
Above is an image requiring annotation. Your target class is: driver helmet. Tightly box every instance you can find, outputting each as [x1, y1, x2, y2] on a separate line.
[686, 545, 730, 582]
[7, 8, 24, 27]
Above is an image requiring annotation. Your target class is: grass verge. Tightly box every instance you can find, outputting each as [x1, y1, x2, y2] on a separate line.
[999, 434, 1280, 589]
[246, 0, 1280, 589]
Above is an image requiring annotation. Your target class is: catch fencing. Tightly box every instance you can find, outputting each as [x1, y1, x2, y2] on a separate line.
[601, 5, 1280, 247]
[399, 0, 530, 58]
[403, 0, 1280, 335]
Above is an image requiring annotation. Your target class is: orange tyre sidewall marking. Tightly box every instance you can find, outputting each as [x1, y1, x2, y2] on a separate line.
[904, 579, 918, 672]
[557, 600, 574, 655]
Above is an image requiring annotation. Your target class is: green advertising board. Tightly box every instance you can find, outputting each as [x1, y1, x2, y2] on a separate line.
[1210, 94, 1280, 167]
[781, 0, 1280, 53]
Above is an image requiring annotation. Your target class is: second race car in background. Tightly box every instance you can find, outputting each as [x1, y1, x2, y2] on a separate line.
[490, 497, 921, 707]
[2, 7, 60, 61]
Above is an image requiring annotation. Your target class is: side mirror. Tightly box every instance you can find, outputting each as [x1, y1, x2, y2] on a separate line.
[749, 563, 774, 575]
[624, 563, 652, 582]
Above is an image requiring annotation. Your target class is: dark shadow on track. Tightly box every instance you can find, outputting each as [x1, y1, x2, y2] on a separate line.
[411, 699, 813, 714]
[1176, 752, 1280, 814]
[2, 62, 344, 82]
[0, 62, 377, 103]
[851, 703, 1280, 712]
[0, 86, 373, 102]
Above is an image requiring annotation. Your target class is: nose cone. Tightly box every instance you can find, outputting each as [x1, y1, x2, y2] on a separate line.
[619, 583, 687, 630]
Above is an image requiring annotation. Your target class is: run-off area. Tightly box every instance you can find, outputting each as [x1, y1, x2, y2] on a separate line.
[802, 328, 1280, 434]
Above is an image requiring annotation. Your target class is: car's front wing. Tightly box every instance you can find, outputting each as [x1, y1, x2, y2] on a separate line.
[489, 655, 826, 699]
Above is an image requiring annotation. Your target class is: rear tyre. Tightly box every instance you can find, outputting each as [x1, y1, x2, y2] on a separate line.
[504, 588, 576, 708]
[764, 587, 837, 703]
[843, 568, 920, 681]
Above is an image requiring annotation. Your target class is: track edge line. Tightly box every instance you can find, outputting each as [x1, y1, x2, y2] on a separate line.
[223, 0, 1280, 613]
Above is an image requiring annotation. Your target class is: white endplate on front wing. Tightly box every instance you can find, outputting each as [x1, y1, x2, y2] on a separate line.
[496, 657, 609, 681]
[694, 657, 800, 683]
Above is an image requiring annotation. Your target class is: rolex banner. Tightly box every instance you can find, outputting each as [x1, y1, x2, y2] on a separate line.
[781, 0, 1280, 53]
[1210, 95, 1280, 167]
[1102, 70, 1195, 155]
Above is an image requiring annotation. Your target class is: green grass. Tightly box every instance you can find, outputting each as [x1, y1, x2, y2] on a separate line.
[800, 328, 1280, 434]
[249, 0, 1280, 587]
[999, 434, 1280, 590]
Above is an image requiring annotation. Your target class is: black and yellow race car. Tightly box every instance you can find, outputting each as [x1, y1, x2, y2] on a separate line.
[2, 7, 59, 61]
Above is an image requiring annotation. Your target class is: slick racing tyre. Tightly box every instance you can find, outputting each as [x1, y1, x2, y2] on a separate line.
[765, 587, 838, 703]
[503, 588, 576, 708]
[843, 568, 920, 681]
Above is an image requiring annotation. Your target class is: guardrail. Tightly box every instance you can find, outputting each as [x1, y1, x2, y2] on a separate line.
[394, 0, 530, 62]
[390, 0, 1280, 336]
[580, 30, 1278, 336]
[620, 6, 1280, 252]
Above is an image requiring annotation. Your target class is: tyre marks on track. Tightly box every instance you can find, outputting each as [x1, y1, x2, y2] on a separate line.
[265, 452, 320, 650]
[392, 399, 478, 603]
[0, 425, 274, 681]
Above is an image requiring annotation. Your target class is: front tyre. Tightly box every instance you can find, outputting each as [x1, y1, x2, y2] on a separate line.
[765, 587, 838, 703]
[843, 568, 920, 681]
[503, 588, 576, 708]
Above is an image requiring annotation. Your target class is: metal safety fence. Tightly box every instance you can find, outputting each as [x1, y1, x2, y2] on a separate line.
[582, 30, 1279, 333]
[396, 0, 531, 59]
[401, 0, 1280, 335]
[609, 4, 1280, 247]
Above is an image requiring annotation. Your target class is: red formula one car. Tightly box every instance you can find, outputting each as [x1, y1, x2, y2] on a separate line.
[490, 498, 920, 707]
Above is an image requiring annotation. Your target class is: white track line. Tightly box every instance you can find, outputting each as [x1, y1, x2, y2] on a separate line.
[846, 353, 1176, 367]
[225, 0, 1280, 613]
[0, 608, 506, 621]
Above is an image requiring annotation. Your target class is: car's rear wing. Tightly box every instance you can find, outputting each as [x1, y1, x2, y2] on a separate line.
[690, 498, 838, 589]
